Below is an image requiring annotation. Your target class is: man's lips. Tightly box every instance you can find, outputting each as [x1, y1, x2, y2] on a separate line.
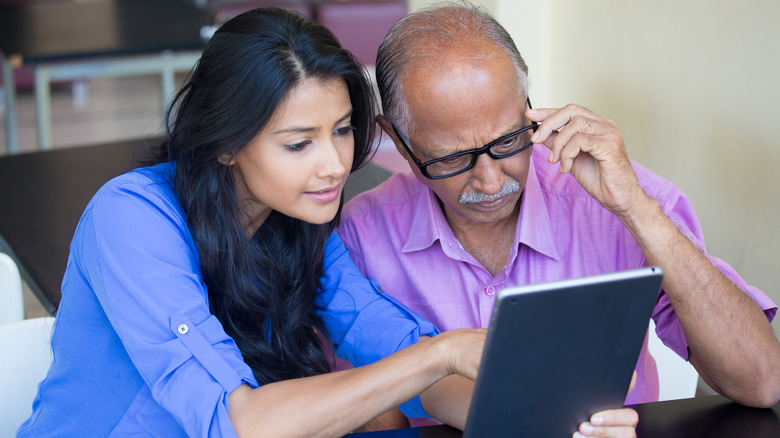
[469, 193, 514, 211]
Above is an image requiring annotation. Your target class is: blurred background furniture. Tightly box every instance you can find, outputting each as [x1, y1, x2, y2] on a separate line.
[1, 0, 407, 155]
[0, 315, 56, 436]
[0, 252, 24, 323]
[314, 1, 406, 66]
[207, 0, 314, 20]
[0, 0, 208, 153]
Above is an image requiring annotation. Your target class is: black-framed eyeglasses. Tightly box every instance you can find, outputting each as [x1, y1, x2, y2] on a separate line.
[392, 98, 538, 179]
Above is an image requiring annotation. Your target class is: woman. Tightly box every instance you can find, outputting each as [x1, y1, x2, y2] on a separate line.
[18, 8, 634, 438]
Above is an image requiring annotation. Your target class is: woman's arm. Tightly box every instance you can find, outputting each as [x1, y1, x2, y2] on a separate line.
[228, 329, 484, 438]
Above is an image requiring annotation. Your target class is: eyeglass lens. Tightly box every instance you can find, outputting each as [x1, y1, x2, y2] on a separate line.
[425, 126, 535, 178]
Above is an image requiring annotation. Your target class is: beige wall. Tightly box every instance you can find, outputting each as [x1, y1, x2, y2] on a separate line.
[410, 0, 780, 339]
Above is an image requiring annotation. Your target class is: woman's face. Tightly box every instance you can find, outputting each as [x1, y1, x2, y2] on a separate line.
[227, 77, 355, 234]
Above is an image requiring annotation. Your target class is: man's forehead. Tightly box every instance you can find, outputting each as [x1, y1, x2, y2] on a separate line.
[401, 52, 526, 152]
[404, 48, 520, 111]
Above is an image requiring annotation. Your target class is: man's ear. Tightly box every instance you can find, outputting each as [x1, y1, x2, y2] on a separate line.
[375, 114, 408, 159]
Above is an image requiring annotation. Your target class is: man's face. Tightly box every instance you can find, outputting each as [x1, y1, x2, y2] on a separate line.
[388, 48, 532, 230]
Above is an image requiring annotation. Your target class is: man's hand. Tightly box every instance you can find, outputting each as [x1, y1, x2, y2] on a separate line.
[570, 370, 639, 437]
[573, 408, 639, 438]
[527, 104, 648, 217]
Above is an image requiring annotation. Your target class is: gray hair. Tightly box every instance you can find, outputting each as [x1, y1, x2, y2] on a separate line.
[376, 1, 529, 136]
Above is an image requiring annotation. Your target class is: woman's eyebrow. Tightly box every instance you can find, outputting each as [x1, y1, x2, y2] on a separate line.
[336, 109, 353, 124]
[273, 109, 353, 134]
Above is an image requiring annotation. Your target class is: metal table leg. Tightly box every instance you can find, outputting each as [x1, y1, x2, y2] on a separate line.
[1, 54, 19, 155]
[33, 64, 53, 150]
[160, 50, 176, 120]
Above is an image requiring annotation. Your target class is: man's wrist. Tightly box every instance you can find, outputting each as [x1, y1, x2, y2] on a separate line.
[613, 194, 668, 241]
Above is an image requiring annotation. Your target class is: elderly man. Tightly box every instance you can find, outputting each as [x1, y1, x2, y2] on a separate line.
[337, 1, 780, 428]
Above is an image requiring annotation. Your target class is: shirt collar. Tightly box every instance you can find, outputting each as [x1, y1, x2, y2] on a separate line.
[515, 155, 560, 260]
[402, 180, 451, 253]
[401, 155, 560, 261]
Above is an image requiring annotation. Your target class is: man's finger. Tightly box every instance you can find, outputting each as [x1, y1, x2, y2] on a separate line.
[527, 107, 566, 146]
[573, 425, 636, 438]
[590, 408, 639, 427]
[530, 107, 607, 159]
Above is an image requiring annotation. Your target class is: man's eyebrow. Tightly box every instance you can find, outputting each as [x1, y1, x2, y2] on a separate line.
[273, 109, 353, 134]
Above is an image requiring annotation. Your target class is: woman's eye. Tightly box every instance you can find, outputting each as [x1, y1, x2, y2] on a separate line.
[285, 141, 311, 152]
[335, 125, 356, 136]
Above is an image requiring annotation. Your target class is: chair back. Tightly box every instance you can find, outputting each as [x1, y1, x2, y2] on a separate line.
[316, 0, 407, 66]
[0, 252, 24, 324]
[0, 316, 55, 435]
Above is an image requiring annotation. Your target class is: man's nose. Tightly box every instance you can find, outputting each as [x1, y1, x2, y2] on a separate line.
[469, 153, 503, 195]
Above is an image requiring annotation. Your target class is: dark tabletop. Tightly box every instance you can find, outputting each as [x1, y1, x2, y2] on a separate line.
[0, 138, 391, 314]
[0, 139, 151, 313]
[0, 0, 209, 63]
[346, 395, 780, 438]
[631, 394, 780, 438]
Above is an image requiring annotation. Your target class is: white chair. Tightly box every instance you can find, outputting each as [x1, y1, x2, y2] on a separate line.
[0, 316, 55, 436]
[647, 319, 700, 401]
[0, 252, 25, 324]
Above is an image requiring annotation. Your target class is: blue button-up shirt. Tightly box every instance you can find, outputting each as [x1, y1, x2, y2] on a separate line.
[18, 163, 437, 437]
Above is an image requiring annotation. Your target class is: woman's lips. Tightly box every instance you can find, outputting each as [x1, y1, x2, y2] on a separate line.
[305, 184, 341, 203]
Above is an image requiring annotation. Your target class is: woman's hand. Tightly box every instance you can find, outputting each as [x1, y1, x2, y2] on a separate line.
[427, 328, 487, 381]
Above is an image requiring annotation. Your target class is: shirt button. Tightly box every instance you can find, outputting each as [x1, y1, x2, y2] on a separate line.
[486, 286, 496, 296]
[177, 324, 189, 335]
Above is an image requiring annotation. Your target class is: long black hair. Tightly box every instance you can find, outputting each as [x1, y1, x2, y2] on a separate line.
[145, 7, 377, 385]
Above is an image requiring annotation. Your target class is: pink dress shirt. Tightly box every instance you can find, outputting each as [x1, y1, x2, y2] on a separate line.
[337, 146, 776, 409]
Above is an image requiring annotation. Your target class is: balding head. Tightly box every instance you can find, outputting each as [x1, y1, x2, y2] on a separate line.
[376, 2, 529, 135]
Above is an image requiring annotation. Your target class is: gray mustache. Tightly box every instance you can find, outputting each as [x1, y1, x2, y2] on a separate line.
[459, 180, 521, 204]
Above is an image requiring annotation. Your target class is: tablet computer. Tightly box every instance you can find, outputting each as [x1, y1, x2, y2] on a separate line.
[463, 267, 663, 437]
